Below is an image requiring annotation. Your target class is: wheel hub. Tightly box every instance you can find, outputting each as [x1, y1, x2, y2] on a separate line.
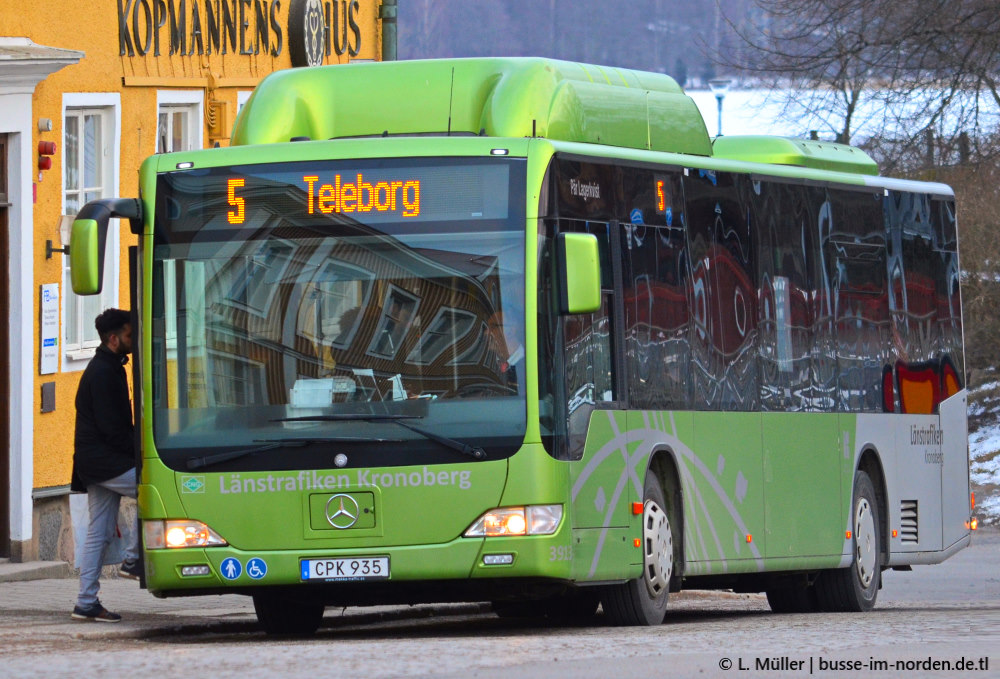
[854, 497, 877, 588]
[643, 500, 672, 597]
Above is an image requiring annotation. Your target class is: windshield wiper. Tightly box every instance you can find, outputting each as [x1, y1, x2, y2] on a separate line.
[268, 414, 486, 460]
[184, 436, 398, 470]
[387, 418, 487, 460]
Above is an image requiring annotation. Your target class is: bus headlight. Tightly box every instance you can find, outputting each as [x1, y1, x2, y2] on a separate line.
[144, 520, 228, 549]
[464, 505, 563, 537]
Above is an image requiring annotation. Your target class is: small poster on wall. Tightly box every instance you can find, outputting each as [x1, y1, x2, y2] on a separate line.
[40, 283, 59, 375]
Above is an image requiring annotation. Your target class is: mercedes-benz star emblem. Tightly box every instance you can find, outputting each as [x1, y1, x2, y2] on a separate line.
[325, 494, 360, 529]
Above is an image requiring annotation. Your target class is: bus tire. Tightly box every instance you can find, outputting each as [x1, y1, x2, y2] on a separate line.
[600, 473, 672, 626]
[253, 592, 325, 636]
[814, 470, 881, 612]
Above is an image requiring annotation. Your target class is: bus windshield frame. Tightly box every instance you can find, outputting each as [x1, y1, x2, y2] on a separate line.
[150, 156, 528, 473]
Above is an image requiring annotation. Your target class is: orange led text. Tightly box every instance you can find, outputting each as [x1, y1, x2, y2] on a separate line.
[227, 177, 246, 224]
[303, 174, 421, 217]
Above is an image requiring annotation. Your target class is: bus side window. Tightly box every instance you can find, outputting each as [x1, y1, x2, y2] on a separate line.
[683, 170, 757, 411]
[753, 180, 818, 412]
[825, 188, 886, 412]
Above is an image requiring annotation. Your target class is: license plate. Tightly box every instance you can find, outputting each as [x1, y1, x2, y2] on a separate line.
[300, 556, 390, 582]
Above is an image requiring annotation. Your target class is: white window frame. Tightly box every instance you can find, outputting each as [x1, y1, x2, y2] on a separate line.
[237, 89, 253, 114]
[156, 89, 204, 153]
[406, 306, 476, 365]
[368, 286, 420, 360]
[61, 93, 121, 372]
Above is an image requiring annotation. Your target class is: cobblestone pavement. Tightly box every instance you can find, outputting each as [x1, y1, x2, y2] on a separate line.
[0, 529, 996, 678]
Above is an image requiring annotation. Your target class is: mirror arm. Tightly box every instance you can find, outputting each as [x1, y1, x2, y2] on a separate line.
[75, 198, 143, 235]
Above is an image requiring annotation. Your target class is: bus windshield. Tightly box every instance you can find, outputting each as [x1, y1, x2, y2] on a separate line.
[151, 157, 527, 472]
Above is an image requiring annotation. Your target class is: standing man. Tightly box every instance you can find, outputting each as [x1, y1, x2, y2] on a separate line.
[71, 308, 141, 622]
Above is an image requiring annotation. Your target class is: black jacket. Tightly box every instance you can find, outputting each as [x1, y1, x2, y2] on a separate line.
[71, 345, 135, 491]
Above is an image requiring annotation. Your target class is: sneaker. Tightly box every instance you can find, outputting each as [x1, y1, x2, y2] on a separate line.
[118, 559, 142, 580]
[72, 601, 122, 623]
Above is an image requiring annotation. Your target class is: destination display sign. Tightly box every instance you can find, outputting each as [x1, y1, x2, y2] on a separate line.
[226, 173, 421, 223]
[159, 158, 518, 237]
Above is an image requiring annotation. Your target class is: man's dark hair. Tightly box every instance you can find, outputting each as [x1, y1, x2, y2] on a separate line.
[95, 308, 131, 345]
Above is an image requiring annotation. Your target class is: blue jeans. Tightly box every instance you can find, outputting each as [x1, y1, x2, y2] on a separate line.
[76, 468, 139, 608]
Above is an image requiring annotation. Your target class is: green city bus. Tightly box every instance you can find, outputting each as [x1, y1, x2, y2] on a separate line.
[69, 57, 973, 633]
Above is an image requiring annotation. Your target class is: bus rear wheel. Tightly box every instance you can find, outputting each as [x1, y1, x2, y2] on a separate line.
[814, 470, 881, 612]
[600, 473, 672, 626]
[253, 592, 325, 636]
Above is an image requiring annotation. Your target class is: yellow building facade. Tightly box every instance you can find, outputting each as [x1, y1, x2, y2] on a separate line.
[0, 0, 389, 561]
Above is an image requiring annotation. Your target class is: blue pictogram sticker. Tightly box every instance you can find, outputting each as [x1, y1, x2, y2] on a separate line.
[630, 207, 644, 225]
[665, 206, 673, 226]
[246, 558, 267, 580]
[220, 557, 242, 580]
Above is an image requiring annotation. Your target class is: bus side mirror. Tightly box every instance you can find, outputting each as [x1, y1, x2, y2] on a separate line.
[69, 199, 143, 295]
[557, 232, 601, 315]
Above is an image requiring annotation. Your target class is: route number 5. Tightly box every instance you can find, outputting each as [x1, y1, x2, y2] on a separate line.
[227, 177, 246, 224]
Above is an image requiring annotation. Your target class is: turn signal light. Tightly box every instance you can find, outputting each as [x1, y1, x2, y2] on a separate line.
[144, 520, 228, 549]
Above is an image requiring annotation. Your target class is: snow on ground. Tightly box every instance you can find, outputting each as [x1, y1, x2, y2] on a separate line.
[969, 379, 1000, 525]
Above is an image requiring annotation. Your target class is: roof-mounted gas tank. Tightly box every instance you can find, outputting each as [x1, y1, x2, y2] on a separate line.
[712, 135, 879, 176]
[231, 57, 713, 157]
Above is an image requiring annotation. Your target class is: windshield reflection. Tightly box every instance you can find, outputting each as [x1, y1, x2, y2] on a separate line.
[152, 228, 525, 463]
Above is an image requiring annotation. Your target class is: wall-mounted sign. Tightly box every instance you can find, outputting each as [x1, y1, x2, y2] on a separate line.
[116, 0, 363, 62]
[288, 0, 362, 66]
[40, 283, 59, 375]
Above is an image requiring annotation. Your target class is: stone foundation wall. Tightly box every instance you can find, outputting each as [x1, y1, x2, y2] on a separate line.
[27, 493, 138, 572]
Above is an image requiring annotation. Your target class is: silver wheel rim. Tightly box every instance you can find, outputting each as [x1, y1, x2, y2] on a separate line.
[643, 500, 672, 598]
[854, 497, 877, 588]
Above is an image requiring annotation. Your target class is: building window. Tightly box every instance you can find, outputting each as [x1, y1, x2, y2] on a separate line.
[208, 350, 265, 407]
[156, 90, 203, 153]
[237, 90, 253, 113]
[296, 260, 374, 348]
[369, 287, 419, 359]
[406, 307, 476, 365]
[62, 96, 119, 370]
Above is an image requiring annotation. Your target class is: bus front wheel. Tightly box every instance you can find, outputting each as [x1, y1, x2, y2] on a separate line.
[814, 470, 881, 612]
[600, 473, 672, 626]
[253, 592, 325, 636]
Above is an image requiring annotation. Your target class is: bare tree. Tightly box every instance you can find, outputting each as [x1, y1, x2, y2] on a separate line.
[717, 0, 1000, 170]
[940, 155, 1000, 375]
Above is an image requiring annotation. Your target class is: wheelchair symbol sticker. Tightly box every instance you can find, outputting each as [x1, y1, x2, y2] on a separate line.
[220, 557, 242, 580]
[246, 558, 267, 580]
